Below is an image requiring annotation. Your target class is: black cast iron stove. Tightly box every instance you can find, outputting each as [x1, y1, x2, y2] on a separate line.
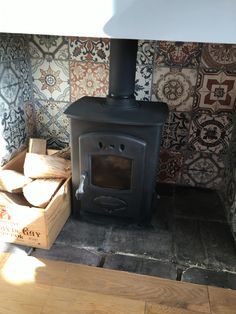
[65, 39, 168, 222]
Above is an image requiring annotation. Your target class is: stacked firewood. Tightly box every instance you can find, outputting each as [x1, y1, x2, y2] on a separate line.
[0, 138, 71, 208]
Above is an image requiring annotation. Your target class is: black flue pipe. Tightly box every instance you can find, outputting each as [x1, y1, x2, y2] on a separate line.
[106, 39, 138, 108]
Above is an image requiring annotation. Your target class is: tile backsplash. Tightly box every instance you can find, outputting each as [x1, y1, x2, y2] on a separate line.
[1, 34, 236, 189]
[1, 33, 236, 241]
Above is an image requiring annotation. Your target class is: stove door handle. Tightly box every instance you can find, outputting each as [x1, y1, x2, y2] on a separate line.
[75, 171, 88, 200]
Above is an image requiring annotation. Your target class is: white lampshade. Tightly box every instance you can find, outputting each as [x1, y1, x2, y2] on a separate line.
[0, 0, 236, 44]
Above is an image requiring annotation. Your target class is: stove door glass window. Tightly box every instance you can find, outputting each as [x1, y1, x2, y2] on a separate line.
[91, 155, 132, 190]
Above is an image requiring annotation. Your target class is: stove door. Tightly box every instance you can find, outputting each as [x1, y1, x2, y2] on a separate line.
[78, 132, 146, 218]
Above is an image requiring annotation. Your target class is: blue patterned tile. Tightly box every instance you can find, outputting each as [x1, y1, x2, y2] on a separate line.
[137, 40, 155, 65]
[0, 84, 21, 104]
[29, 35, 69, 61]
[24, 102, 36, 138]
[31, 59, 69, 101]
[0, 106, 27, 165]
[135, 65, 152, 101]
[0, 61, 20, 88]
[0, 34, 28, 62]
[34, 100, 70, 147]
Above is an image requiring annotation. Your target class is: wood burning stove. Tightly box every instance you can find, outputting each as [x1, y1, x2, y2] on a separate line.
[65, 39, 168, 222]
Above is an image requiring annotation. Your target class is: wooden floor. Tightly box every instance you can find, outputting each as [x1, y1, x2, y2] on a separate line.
[0, 252, 235, 314]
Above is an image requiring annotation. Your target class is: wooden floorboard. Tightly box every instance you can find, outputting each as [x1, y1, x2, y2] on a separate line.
[208, 286, 236, 314]
[0, 253, 235, 314]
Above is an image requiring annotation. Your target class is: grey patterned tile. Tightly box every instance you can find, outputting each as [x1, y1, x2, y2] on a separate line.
[135, 65, 152, 101]
[29, 35, 69, 60]
[137, 40, 155, 65]
[34, 100, 70, 147]
[180, 169, 223, 189]
[183, 151, 225, 172]
[181, 152, 225, 189]
[69, 37, 110, 63]
[0, 34, 28, 62]
[0, 84, 21, 105]
[152, 67, 197, 111]
[162, 111, 191, 151]
[0, 61, 20, 88]
[0, 106, 27, 165]
[24, 102, 36, 138]
[31, 59, 69, 101]
[188, 113, 233, 154]
[155, 41, 202, 68]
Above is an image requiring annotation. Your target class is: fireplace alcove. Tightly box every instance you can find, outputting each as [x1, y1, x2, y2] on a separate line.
[0, 33, 236, 289]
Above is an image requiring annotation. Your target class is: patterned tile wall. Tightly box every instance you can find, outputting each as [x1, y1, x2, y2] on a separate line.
[1, 33, 236, 240]
[28, 36, 236, 192]
[0, 33, 34, 166]
[151, 42, 236, 189]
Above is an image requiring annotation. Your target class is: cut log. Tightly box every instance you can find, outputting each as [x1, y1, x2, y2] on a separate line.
[0, 170, 33, 193]
[24, 153, 71, 179]
[0, 191, 30, 207]
[23, 178, 64, 208]
[51, 147, 71, 160]
[28, 138, 47, 154]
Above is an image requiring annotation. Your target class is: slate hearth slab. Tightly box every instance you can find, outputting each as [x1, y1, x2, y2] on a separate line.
[173, 219, 207, 267]
[32, 243, 102, 266]
[105, 227, 173, 261]
[151, 195, 174, 231]
[182, 267, 236, 290]
[0, 242, 33, 255]
[174, 186, 226, 222]
[56, 218, 109, 251]
[200, 221, 236, 272]
[103, 254, 177, 280]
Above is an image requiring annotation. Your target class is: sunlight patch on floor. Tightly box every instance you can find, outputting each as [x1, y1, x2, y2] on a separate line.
[1, 254, 45, 285]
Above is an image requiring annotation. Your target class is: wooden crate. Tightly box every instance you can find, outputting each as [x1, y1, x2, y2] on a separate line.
[0, 150, 71, 249]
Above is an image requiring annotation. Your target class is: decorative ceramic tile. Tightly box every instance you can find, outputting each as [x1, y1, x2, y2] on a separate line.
[182, 151, 225, 189]
[157, 149, 183, 183]
[181, 169, 223, 189]
[34, 100, 70, 147]
[18, 59, 32, 102]
[161, 112, 191, 151]
[0, 106, 26, 165]
[194, 69, 236, 113]
[70, 61, 109, 101]
[155, 41, 202, 68]
[183, 151, 225, 172]
[188, 113, 233, 154]
[201, 43, 236, 72]
[135, 65, 152, 101]
[69, 37, 110, 64]
[24, 102, 36, 138]
[31, 59, 69, 101]
[228, 116, 236, 165]
[0, 34, 28, 62]
[29, 35, 69, 61]
[137, 40, 155, 65]
[152, 67, 197, 111]
[0, 84, 21, 105]
[0, 61, 20, 88]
